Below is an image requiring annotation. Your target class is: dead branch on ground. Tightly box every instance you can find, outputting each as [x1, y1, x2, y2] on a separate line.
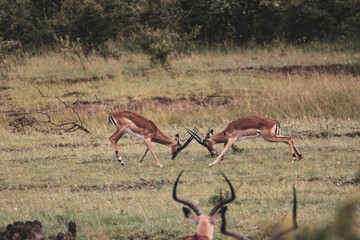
[9, 89, 91, 134]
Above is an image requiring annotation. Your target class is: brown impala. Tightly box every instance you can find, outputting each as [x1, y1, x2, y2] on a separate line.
[186, 116, 302, 166]
[173, 171, 298, 240]
[109, 110, 194, 167]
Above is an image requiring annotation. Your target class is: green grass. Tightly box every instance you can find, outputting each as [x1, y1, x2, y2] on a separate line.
[1, 43, 360, 239]
[0, 132, 359, 239]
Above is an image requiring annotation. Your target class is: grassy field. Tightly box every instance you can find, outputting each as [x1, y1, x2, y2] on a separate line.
[0, 43, 359, 239]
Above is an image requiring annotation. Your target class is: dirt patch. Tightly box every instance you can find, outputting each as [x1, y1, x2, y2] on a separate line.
[48, 142, 101, 149]
[294, 131, 360, 139]
[62, 91, 85, 98]
[69, 95, 238, 113]
[73, 102, 109, 113]
[207, 63, 360, 76]
[149, 95, 232, 109]
[126, 233, 149, 240]
[333, 177, 360, 186]
[35, 74, 114, 85]
[70, 179, 171, 192]
[297, 176, 360, 186]
[0, 147, 28, 153]
[0, 184, 61, 192]
[0, 180, 171, 192]
[338, 131, 360, 138]
[258, 63, 360, 76]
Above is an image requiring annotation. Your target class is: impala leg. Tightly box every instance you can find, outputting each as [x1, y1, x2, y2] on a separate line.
[109, 128, 126, 165]
[292, 141, 303, 159]
[144, 139, 163, 168]
[209, 139, 235, 166]
[263, 136, 296, 162]
[220, 141, 228, 162]
[138, 148, 149, 166]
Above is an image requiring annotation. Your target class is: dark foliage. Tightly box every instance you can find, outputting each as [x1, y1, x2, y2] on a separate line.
[1, 0, 359, 56]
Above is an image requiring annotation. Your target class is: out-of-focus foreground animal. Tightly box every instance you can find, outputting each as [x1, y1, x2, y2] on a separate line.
[173, 171, 297, 240]
[0, 220, 76, 240]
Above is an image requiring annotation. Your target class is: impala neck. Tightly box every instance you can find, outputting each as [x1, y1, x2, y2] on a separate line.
[183, 234, 210, 240]
[211, 131, 227, 144]
[152, 130, 175, 146]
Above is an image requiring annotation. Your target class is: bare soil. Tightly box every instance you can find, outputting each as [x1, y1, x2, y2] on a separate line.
[0, 180, 172, 192]
[209, 63, 360, 76]
[69, 179, 172, 192]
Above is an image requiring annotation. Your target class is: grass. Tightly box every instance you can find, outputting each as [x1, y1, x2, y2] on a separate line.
[0, 132, 359, 239]
[0, 42, 360, 239]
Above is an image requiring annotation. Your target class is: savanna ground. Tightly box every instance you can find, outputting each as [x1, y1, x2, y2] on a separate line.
[1, 43, 360, 239]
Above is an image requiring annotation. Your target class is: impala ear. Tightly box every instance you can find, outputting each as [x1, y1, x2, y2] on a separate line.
[206, 129, 213, 139]
[182, 207, 199, 223]
[210, 206, 227, 224]
[175, 134, 180, 144]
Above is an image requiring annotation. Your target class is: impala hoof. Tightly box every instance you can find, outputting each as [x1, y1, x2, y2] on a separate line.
[118, 157, 125, 166]
[139, 162, 142, 166]
[159, 164, 164, 168]
[208, 163, 213, 167]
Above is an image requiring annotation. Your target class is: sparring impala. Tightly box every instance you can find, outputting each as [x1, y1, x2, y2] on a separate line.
[186, 116, 302, 166]
[108, 110, 194, 167]
[173, 171, 298, 240]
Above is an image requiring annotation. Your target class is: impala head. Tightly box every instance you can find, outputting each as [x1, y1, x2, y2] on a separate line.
[173, 171, 235, 240]
[186, 128, 216, 156]
[170, 133, 194, 160]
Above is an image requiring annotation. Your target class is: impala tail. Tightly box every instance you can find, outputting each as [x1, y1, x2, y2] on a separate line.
[275, 123, 281, 136]
[109, 114, 117, 127]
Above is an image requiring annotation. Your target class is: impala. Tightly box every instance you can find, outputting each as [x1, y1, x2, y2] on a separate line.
[108, 110, 193, 167]
[173, 171, 298, 240]
[186, 116, 303, 166]
[173, 171, 236, 240]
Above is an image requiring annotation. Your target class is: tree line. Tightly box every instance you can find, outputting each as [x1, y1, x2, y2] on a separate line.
[1, 0, 359, 56]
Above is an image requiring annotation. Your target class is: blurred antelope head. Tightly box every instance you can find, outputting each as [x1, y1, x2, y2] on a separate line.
[173, 171, 236, 240]
[173, 171, 298, 240]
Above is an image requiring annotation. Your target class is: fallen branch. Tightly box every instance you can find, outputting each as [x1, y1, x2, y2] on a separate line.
[9, 90, 91, 134]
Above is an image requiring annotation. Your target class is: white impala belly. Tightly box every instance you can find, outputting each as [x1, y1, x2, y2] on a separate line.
[125, 128, 144, 140]
[234, 131, 261, 142]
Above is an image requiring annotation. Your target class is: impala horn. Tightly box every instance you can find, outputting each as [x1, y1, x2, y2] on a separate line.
[208, 172, 236, 216]
[270, 184, 298, 240]
[185, 128, 207, 147]
[177, 128, 197, 152]
[173, 171, 203, 216]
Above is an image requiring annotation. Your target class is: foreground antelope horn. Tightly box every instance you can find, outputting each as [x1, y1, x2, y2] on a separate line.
[271, 184, 298, 240]
[207, 172, 236, 216]
[173, 171, 203, 216]
[220, 206, 251, 240]
[174, 171, 239, 240]
[221, 185, 298, 240]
